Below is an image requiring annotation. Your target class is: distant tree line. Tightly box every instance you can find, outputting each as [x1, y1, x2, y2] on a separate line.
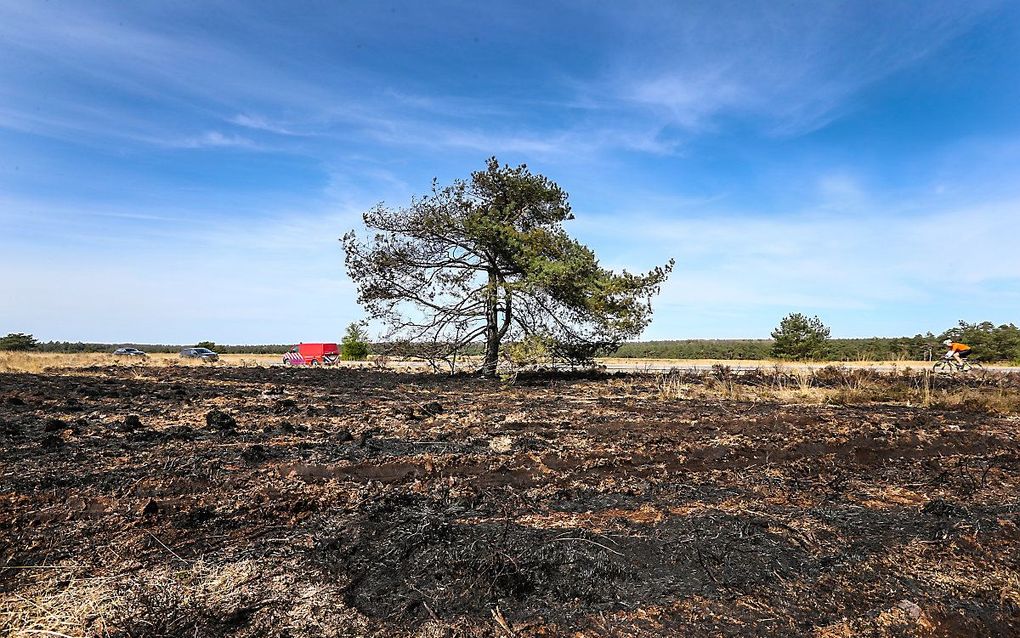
[5, 338, 375, 356]
[23, 341, 298, 354]
[0, 333, 38, 351]
[941, 321, 1020, 362]
[613, 339, 774, 360]
[5, 319, 1018, 363]
[611, 320, 1020, 363]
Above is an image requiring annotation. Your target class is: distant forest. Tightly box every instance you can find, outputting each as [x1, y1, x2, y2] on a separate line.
[17, 338, 998, 361]
[612, 337, 936, 361]
[32, 342, 293, 355]
[20, 321, 1019, 362]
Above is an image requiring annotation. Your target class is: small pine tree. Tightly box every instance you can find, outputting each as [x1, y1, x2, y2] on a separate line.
[771, 313, 831, 360]
[0, 332, 38, 351]
[341, 322, 370, 361]
[195, 341, 216, 351]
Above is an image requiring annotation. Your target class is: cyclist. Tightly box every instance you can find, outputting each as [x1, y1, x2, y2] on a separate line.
[942, 339, 972, 366]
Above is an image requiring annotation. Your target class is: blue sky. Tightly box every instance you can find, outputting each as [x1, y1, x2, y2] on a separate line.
[2, 1, 1019, 343]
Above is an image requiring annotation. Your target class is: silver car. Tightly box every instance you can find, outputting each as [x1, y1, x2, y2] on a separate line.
[179, 347, 219, 361]
[113, 347, 147, 357]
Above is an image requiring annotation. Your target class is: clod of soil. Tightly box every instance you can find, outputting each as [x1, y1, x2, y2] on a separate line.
[265, 421, 296, 434]
[60, 398, 84, 412]
[162, 425, 195, 440]
[420, 401, 444, 416]
[43, 417, 69, 432]
[241, 445, 268, 463]
[922, 498, 969, 519]
[205, 409, 237, 430]
[39, 433, 64, 448]
[273, 399, 297, 414]
[121, 414, 143, 431]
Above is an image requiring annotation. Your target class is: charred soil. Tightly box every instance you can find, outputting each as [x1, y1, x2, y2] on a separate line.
[2, 366, 1019, 637]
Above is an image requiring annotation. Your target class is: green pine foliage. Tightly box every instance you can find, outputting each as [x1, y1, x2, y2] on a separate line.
[341, 323, 370, 361]
[771, 313, 831, 360]
[0, 332, 38, 351]
[613, 339, 773, 360]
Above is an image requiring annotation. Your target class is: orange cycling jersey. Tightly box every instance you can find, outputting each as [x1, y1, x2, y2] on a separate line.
[949, 342, 971, 352]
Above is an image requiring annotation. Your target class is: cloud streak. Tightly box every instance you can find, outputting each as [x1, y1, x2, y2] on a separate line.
[596, 1, 1004, 138]
[173, 131, 261, 149]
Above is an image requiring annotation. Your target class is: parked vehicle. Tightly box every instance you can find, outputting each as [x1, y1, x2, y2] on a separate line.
[283, 343, 339, 366]
[179, 347, 219, 361]
[113, 347, 147, 357]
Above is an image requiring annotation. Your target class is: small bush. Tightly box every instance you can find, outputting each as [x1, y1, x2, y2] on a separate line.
[341, 322, 370, 361]
[771, 314, 831, 360]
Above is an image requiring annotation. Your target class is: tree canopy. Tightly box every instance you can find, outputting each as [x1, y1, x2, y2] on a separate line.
[771, 313, 831, 360]
[0, 333, 38, 351]
[342, 158, 674, 375]
[341, 322, 370, 361]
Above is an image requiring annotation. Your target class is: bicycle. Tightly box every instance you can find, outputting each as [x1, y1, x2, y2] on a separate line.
[932, 356, 983, 374]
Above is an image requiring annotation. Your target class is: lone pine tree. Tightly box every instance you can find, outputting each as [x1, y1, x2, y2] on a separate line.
[342, 158, 673, 375]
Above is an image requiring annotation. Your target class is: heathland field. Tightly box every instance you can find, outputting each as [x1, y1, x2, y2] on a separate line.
[4, 351, 1018, 375]
[2, 362, 1019, 636]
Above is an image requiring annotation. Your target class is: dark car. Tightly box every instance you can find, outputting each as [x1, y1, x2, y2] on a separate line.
[113, 347, 147, 357]
[179, 347, 219, 361]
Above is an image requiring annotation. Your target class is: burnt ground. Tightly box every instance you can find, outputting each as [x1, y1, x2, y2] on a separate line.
[1, 366, 1019, 637]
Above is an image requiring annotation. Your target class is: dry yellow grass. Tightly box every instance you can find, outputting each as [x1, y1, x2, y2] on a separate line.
[0, 352, 403, 374]
[601, 357, 940, 369]
[1, 560, 278, 638]
[1, 353, 1012, 375]
[0, 352, 282, 373]
[656, 365, 1020, 413]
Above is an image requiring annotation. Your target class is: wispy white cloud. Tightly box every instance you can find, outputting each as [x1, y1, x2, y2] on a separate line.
[229, 114, 301, 136]
[594, 1, 1003, 138]
[625, 68, 748, 131]
[172, 131, 261, 149]
[1, 0, 1009, 163]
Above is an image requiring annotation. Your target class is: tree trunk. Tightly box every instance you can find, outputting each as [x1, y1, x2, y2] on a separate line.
[481, 270, 500, 377]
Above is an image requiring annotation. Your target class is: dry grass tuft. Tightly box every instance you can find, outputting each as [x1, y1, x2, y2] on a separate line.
[656, 366, 1020, 414]
[4, 561, 247, 637]
[657, 368, 688, 400]
[1, 560, 368, 638]
[0, 352, 282, 373]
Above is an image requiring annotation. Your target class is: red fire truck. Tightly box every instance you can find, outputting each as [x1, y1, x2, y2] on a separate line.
[283, 343, 340, 366]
